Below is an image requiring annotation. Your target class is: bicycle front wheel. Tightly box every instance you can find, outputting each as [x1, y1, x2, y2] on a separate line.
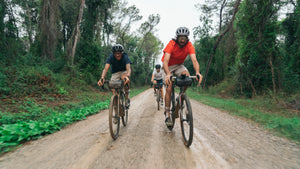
[180, 94, 193, 147]
[109, 95, 120, 140]
[120, 93, 128, 126]
[157, 89, 160, 110]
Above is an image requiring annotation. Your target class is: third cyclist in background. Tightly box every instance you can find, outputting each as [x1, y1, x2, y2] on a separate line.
[151, 64, 165, 105]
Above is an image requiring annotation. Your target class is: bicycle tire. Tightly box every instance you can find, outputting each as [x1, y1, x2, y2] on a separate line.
[157, 89, 160, 110]
[179, 94, 193, 147]
[120, 93, 128, 126]
[122, 109, 128, 126]
[109, 95, 120, 140]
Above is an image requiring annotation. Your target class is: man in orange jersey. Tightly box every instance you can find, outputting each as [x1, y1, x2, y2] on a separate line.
[161, 27, 203, 126]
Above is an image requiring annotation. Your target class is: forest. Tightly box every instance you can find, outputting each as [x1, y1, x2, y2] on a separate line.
[1, 0, 299, 98]
[0, 0, 299, 153]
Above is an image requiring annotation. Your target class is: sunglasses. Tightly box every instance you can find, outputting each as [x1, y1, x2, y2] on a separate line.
[178, 36, 188, 41]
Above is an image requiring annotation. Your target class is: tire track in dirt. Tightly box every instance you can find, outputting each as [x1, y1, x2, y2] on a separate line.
[0, 89, 299, 169]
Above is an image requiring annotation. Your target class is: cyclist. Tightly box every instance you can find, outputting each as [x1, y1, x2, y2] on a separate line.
[161, 27, 203, 126]
[151, 64, 165, 104]
[98, 44, 131, 107]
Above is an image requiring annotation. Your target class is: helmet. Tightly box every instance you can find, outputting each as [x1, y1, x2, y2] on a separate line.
[176, 27, 190, 37]
[155, 64, 161, 69]
[112, 44, 124, 52]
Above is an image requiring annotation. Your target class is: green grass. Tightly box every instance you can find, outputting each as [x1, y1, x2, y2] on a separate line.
[0, 86, 147, 155]
[186, 88, 300, 143]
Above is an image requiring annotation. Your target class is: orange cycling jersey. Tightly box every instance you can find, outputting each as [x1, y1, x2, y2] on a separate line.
[161, 40, 196, 66]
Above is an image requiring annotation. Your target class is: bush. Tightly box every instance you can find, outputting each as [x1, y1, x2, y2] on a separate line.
[0, 70, 10, 96]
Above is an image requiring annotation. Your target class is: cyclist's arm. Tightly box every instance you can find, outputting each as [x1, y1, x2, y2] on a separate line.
[190, 54, 200, 75]
[151, 74, 155, 82]
[98, 63, 110, 86]
[101, 63, 110, 79]
[163, 52, 171, 76]
[163, 52, 172, 85]
[190, 53, 203, 85]
[126, 63, 131, 77]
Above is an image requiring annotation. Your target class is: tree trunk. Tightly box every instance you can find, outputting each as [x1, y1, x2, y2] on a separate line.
[202, 0, 241, 88]
[248, 77, 257, 98]
[67, 0, 85, 66]
[269, 55, 276, 98]
[25, 4, 33, 47]
[40, 0, 59, 60]
[219, 0, 227, 33]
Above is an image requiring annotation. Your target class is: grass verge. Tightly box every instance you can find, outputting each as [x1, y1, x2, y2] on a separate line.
[0, 86, 147, 155]
[186, 88, 300, 143]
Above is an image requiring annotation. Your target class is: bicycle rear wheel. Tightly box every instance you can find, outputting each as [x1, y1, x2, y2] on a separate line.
[109, 95, 120, 140]
[180, 94, 193, 147]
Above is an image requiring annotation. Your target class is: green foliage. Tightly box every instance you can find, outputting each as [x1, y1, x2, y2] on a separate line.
[0, 85, 146, 154]
[0, 70, 10, 95]
[279, 2, 300, 93]
[0, 101, 109, 153]
[234, 0, 281, 97]
[76, 40, 103, 84]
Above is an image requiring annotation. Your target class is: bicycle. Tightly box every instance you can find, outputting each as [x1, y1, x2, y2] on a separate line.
[166, 74, 199, 147]
[153, 81, 164, 110]
[102, 80, 129, 140]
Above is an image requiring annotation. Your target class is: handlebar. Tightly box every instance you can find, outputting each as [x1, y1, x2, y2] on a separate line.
[171, 75, 199, 81]
[100, 79, 129, 89]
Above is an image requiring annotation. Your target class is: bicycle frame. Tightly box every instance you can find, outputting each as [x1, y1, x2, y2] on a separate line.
[170, 76, 192, 116]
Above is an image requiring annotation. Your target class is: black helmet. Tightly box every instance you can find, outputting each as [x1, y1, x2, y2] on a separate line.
[176, 27, 190, 37]
[155, 64, 161, 69]
[112, 44, 124, 52]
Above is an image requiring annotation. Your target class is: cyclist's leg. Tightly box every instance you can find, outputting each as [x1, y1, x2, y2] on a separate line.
[165, 81, 172, 118]
[121, 72, 130, 107]
[161, 87, 164, 101]
[157, 79, 164, 100]
[165, 65, 176, 116]
[110, 72, 122, 95]
[153, 80, 157, 95]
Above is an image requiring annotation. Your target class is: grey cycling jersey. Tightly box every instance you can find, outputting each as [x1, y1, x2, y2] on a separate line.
[153, 69, 164, 80]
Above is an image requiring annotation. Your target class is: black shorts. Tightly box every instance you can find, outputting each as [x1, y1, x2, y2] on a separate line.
[154, 79, 163, 84]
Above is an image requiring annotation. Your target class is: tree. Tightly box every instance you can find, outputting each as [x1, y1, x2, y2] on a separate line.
[235, 0, 282, 97]
[137, 14, 161, 84]
[202, 0, 241, 88]
[39, 0, 60, 60]
[66, 0, 85, 66]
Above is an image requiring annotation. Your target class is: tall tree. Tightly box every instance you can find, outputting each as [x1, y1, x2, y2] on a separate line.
[202, 0, 241, 88]
[39, 0, 60, 60]
[137, 14, 161, 84]
[66, 0, 85, 66]
[235, 0, 282, 97]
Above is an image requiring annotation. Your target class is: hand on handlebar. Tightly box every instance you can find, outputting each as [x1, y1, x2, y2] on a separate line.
[124, 76, 130, 85]
[98, 78, 105, 86]
[196, 73, 203, 87]
[165, 74, 172, 85]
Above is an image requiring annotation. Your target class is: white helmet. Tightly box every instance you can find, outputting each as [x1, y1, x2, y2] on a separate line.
[176, 27, 190, 36]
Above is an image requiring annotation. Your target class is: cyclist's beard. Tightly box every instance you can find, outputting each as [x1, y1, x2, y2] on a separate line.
[178, 41, 187, 48]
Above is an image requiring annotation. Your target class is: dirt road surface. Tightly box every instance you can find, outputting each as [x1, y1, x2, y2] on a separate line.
[0, 89, 299, 169]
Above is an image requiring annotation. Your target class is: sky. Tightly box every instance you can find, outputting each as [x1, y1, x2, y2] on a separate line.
[126, 0, 204, 46]
[126, 0, 205, 64]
